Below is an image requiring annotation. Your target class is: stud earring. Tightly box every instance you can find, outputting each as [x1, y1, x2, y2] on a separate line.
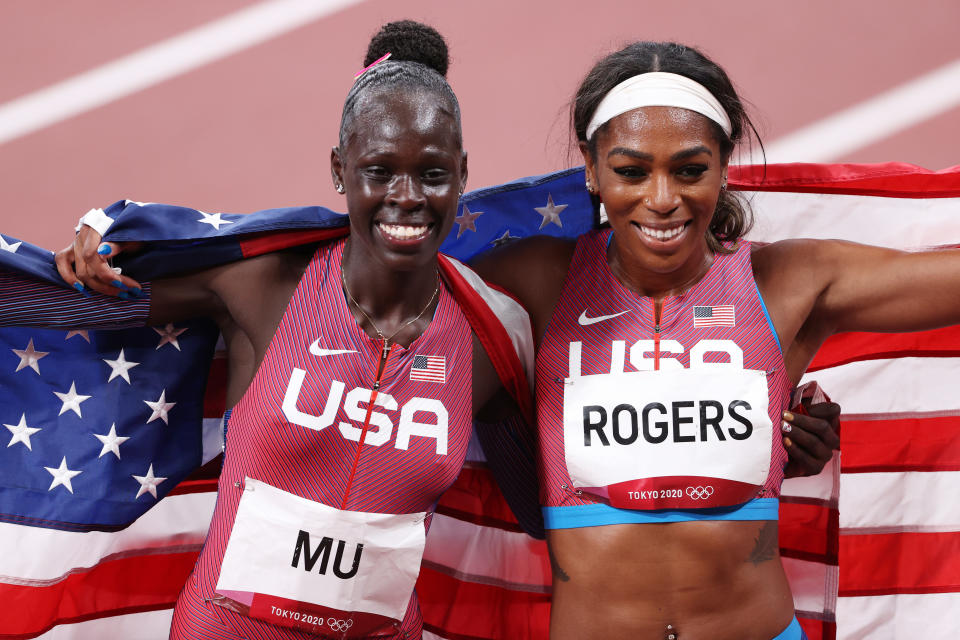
[336, 184, 345, 194]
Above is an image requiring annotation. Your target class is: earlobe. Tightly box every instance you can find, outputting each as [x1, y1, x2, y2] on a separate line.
[330, 146, 345, 193]
[578, 141, 597, 187]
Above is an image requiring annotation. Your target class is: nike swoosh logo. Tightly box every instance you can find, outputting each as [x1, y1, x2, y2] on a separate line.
[308, 339, 357, 357]
[578, 309, 630, 326]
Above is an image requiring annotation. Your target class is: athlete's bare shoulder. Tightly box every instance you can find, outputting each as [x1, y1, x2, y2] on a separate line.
[149, 241, 315, 330]
[210, 243, 317, 331]
[751, 238, 844, 377]
[471, 235, 576, 336]
[750, 238, 830, 295]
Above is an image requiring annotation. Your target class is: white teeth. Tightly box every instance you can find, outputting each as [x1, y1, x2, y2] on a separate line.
[378, 223, 429, 240]
[640, 224, 684, 241]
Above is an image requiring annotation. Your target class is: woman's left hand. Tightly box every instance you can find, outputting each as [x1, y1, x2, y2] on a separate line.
[782, 402, 841, 478]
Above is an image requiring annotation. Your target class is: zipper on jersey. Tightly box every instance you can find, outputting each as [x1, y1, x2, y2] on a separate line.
[652, 300, 662, 371]
[340, 339, 393, 509]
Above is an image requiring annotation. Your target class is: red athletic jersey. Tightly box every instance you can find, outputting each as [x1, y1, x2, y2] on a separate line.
[535, 230, 790, 528]
[172, 239, 473, 639]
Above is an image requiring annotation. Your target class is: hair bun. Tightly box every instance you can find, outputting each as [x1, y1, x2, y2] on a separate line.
[364, 20, 449, 77]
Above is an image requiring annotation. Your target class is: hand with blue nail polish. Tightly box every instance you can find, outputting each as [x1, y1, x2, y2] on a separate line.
[54, 225, 143, 298]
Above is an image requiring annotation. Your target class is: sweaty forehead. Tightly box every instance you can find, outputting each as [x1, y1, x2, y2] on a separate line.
[344, 88, 460, 150]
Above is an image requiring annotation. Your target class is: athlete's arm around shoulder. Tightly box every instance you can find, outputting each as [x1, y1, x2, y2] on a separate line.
[149, 246, 313, 337]
[56, 223, 311, 334]
[752, 238, 960, 381]
[470, 236, 577, 344]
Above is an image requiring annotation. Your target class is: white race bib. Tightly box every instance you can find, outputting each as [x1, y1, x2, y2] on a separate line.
[214, 478, 425, 637]
[563, 368, 772, 509]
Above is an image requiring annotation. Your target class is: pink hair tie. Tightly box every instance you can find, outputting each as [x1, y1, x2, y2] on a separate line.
[354, 52, 391, 78]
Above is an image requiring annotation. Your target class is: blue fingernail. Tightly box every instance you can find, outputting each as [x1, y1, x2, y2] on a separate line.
[130, 287, 142, 297]
[111, 279, 131, 291]
[73, 282, 84, 292]
[98, 244, 112, 255]
[118, 291, 131, 300]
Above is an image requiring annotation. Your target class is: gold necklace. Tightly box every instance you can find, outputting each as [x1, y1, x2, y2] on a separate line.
[340, 260, 440, 347]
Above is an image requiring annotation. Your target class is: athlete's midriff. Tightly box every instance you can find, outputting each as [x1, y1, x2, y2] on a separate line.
[547, 521, 795, 640]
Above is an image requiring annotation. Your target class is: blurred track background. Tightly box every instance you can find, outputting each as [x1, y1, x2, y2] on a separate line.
[2, 0, 958, 249]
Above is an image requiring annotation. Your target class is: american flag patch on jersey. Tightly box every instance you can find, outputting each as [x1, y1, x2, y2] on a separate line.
[693, 305, 735, 327]
[410, 354, 446, 383]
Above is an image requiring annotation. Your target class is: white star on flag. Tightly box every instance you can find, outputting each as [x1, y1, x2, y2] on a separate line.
[45, 457, 82, 494]
[4, 414, 41, 450]
[64, 330, 90, 343]
[93, 423, 130, 459]
[132, 464, 167, 499]
[454, 205, 483, 238]
[54, 382, 92, 417]
[534, 193, 568, 229]
[154, 324, 187, 350]
[103, 349, 140, 384]
[12, 338, 49, 374]
[197, 211, 233, 230]
[0, 234, 22, 253]
[145, 390, 176, 425]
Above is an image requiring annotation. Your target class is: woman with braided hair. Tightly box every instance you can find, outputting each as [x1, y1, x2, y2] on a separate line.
[39, 22, 522, 640]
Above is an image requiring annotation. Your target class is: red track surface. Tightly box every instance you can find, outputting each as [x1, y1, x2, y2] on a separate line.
[1, 0, 958, 249]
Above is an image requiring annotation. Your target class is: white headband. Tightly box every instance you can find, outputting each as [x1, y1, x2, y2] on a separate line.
[585, 72, 732, 140]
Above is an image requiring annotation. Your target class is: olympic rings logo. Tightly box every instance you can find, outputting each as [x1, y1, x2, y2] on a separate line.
[685, 485, 715, 500]
[326, 618, 354, 632]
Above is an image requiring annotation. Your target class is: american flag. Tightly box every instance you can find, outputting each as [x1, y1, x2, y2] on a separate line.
[0, 321, 219, 529]
[1, 162, 959, 639]
[411, 354, 446, 383]
[693, 305, 736, 327]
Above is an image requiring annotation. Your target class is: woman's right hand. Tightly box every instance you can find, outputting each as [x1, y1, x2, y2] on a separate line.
[54, 225, 143, 297]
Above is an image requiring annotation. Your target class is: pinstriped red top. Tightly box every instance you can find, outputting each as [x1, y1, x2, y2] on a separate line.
[535, 229, 790, 528]
[184, 239, 473, 638]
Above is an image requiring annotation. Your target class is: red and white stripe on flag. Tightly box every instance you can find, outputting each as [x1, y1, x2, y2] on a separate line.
[411, 354, 446, 383]
[6, 163, 959, 640]
[735, 162, 960, 640]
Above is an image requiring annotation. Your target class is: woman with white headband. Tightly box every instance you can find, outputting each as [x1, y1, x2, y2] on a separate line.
[473, 41, 960, 639]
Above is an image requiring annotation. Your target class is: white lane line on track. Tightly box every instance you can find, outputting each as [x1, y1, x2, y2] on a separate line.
[761, 57, 960, 163]
[0, 0, 364, 147]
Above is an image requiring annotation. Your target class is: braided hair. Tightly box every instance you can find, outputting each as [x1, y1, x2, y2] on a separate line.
[339, 20, 461, 148]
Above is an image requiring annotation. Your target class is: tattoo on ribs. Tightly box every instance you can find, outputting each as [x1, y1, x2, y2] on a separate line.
[548, 546, 570, 582]
[748, 521, 778, 566]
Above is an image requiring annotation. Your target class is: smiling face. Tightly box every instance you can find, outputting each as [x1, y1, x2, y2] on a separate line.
[332, 87, 467, 274]
[583, 106, 728, 294]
